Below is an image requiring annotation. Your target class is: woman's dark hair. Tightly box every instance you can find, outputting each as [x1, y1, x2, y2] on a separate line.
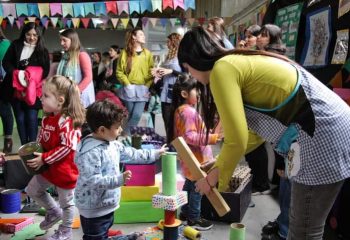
[178, 26, 293, 137]
[167, 74, 198, 144]
[259, 24, 286, 55]
[19, 22, 46, 56]
[245, 24, 261, 37]
[110, 45, 120, 54]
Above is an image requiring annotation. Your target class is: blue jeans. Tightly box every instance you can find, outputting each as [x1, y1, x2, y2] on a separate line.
[288, 180, 344, 240]
[277, 177, 291, 239]
[12, 99, 38, 144]
[0, 100, 13, 136]
[181, 179, 202, 221]
[80, 211, 114, 240]
[123, 101, 146, 135]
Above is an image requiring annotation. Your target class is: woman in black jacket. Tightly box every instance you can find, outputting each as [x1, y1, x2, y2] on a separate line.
[2, 22, 50, 144]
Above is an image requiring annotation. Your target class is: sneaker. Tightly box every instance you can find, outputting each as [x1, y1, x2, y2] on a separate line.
[262, 220, 279, 235]
[261, 232, 286, 240]
[252, 188, 272, 196]
[40, 207, 62, 230]
[188, 218, 213, 231]
[47, 225, 72, 240]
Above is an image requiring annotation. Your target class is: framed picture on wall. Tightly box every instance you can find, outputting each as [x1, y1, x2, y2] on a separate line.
[300, 7, 332, 68]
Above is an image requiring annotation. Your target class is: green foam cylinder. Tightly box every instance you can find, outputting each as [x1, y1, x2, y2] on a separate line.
[162, 152, 177, 196]
[230, 223, 246, 240]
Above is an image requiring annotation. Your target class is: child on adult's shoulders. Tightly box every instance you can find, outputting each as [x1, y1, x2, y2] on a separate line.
[74, 99, 168, 239]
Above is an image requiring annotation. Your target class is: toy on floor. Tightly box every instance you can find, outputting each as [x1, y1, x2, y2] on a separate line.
[0, 217, 34, 233]
[10, 223, 46, 240]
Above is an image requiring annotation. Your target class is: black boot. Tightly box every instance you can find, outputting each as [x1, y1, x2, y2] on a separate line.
[3, 138, 13, 154]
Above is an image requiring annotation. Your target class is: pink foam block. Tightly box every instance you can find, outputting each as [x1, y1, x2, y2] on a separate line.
[1, 217, 34, 233]
[125, 164, 156, 186]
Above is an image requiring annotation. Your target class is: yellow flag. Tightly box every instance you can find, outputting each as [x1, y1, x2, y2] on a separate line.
[38, 3, 50, 17]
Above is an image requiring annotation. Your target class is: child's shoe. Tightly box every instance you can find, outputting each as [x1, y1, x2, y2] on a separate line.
[40, 207, 62, 230]
[47, 225, 72, 240]
[187, 217, 213, 231]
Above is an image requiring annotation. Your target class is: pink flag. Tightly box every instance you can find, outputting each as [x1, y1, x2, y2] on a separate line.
[173, 0, 185, 9]
[50, 3, 62, 16]
[117, 1, 129, 14]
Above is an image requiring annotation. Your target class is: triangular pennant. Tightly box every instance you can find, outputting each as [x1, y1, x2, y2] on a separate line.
[149, 18, 157, 27]
[17, 17, 25, 27]
[16, 20, 21, 29]
[57, 18, 64, 28]
[2, 19, 7, 29]
[2, 3, 17, 17]
[169, 18, 176, 27]
[162, 0, 173, 10]
[62, 18, 68, 27]
[91, 18, 101, 28]
[106, 2, 118, 14]
[160, 18, 168, 27]
[0, 17, 3, 26]
[131, 18, 139, 27]
[66, 19, 72, 28]
[129, 1, 140, 14]
[50, 3, 62, 16]
[40, 17, 49, 29]
[62, 3, 73, 17]
[173, 0, 185, 9]
[38, 3, 50, 17]
[0, 4, 3, 17]
[84, 3, 95, 16]
[28, 3, 40, 17]
[94, 2, 107, 16]
[187, 18, 195, 26]
[184, 0, 195, 10]
[142, 17, 149, 27]
[28, 17, 36, 22]
[16, 3, 28, 17]
[81, 18, 90, 29]
[7, 16, 15, 26]
[120, 18, 129, 28]
[151, 0, 162, 12]
[72, 18, 80, 28]
[140, 0, 153, 13]
[50, 17, 59, 28]
[117, 1, 129, 14]
[111, 18, 119, 28]
[73, 3, 85, 17]
[197, 17, 205, 26]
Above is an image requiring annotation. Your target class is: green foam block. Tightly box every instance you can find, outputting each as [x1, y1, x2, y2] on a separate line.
[114, 201, 163, 224]
[11, 223, 46, 240]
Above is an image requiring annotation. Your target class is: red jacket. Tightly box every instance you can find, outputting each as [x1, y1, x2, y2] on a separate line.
[12, 66, 43, 106]
[37, 114, 81, 189]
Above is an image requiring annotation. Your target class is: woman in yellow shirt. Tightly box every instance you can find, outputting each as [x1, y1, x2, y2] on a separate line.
[178, 26, 350, 240]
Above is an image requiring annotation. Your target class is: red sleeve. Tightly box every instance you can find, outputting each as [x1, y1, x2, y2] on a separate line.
[78, 52, 92, 92]
[41, 118, 80, 164]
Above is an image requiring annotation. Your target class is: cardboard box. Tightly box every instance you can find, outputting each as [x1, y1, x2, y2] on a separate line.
[201, 176, 252, 223]
[125, 164, 155, 186]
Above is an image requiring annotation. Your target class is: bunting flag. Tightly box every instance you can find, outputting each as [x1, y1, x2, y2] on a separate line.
[50, 17, 59, 28]
[91, 18, 101, 28]
[160, 18, 168, 27]
[28, 17, 36, 22]
[38, 3, 50, 17]
[106, 2, 118, 14]
[50, 3, 62, 16]
[57, 18, 64, 28]
[174, 0, 185, 10]
[152, 0, 162, 12]
[117, 1, 129, 14]
[80, 18, 90, 28]
[129, 1, 140, 14]
[16, 19, 21, 29]
[111, 18, 119, 28]
[169, 18, 176, 27]
[66, 19, 72, 28]
[62, 18, 68, 27]
[149, 17, 157, 27]
[72, 18, 80, 28]
[0, 5, 3, 17]
[187, 18, 195, 26]
[28, 4, 40, 17]
[0, 17, 3, 25]
[73, 3, 85, 17]
[41, 16, 49, 29]
[3, 3, 17, 17]
[62, 3, 73, 17]
[140, 0, 153, 13]
[94, 2, 107, 16]
[120, 18, 129, 28]
[16, 3, 28, 17]
[17, 16, 25, 28]
[84, 3, 95, 16]
[7, 16, 15, 26]
[2, 19, 7, 29]
[162, 0, 173, 10]
[141, 17, 148, 27]
[184, 0, 195, 10]
[131, 18, 139, 27]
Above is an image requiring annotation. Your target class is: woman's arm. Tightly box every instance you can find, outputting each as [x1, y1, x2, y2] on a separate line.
[116, 50, 130, 86]
[78, 52, 93, 92]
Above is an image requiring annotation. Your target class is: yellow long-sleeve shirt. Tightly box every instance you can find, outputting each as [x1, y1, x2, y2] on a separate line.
[210, 54, 297, 191]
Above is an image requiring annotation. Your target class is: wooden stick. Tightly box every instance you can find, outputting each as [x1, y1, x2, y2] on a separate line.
[171, 137, 230, 217]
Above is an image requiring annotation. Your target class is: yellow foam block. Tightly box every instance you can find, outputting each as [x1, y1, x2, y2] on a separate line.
[121, 185, 159, 202]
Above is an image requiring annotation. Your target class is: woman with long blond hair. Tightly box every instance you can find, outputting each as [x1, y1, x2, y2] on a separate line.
[57, 29, 95, 108]
[117, 27, 154, 135]
[151, 33, 183, 137]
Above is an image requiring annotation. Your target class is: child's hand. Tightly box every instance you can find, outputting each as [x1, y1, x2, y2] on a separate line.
[157, 144, 169, 155]
[0, 152, 5, 157]
[26, 152, 44, 171]
[200, 159, 216, 173]
[123, 170, 132, 182]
